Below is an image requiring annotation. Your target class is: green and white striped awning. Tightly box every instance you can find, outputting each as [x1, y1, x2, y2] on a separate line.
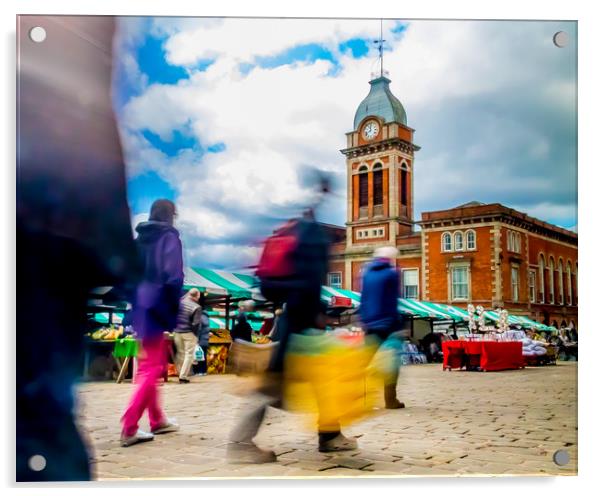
[319, 287, 461, 321]
[184, 267, 264, 300]
[208, 316, 263, 331]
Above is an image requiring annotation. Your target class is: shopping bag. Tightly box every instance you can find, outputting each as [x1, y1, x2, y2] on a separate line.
[283, 330, 383, 428]
[194, 344, 205, 362]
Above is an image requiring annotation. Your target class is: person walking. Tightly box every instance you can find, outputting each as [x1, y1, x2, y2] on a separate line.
[120, 199, 184, 447]
[231, 300, 254, 342]
[228, 174, 358, 461]
[360, 246, 405, 409]
[196, 306, 211, 375]
[174, 288, 202, 383]
[16, 17, 142, 481]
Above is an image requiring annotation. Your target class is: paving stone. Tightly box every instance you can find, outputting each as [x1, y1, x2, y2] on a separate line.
[76, 362, 578, 479]
[329, 456, 373, 470]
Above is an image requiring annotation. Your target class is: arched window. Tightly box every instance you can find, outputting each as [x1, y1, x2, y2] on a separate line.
[400, 162, 408, 207]
[358, 166, 368, 210]
[557, 259, 564, 305]
[373, 163, 383, 207]
[466, 230, 476, 250]
[566, 261, 573, 305]
[453, 231, 464, 251]
[441, 232, 452, 252]
[515, 233, 521, 253]
[538, 254, 546, 303]
[548, 257, 555, 304]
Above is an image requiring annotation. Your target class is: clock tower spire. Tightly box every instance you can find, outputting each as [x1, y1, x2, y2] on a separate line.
[340, 70, 420, 284]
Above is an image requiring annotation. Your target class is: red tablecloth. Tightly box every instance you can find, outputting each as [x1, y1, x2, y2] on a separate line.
[443, 341, 524, 372]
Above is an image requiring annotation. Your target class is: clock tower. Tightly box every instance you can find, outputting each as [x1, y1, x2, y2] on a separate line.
[340, 74, 420, 286]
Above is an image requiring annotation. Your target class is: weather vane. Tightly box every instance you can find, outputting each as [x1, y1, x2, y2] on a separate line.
[373, 19, 388, 78]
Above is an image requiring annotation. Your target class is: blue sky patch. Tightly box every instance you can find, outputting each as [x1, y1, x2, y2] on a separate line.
[255, 43, 336, 68]
[142, 129, 198, 157]
[127, 170, 176, 215]
[137, 35, 189, 85]
[339, 38, 369, 58]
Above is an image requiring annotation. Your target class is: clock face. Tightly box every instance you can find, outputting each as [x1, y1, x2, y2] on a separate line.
[363, 121, 379, 140]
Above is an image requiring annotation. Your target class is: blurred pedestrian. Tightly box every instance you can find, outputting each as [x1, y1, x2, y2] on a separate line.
[174, 288, 202, 383]
[360, 246, 405, 409]
[195, 301, 212, 375]
[231, 300, 254, 342]
[120, 199, 184, 446]
[228, 173, 358, 461]
[16, 17, 142, 481]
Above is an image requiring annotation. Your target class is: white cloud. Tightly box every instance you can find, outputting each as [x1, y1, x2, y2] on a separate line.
[117, 18, 577, 268]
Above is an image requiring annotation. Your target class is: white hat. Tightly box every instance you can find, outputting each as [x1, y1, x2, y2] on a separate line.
[373, 246, 398, 261]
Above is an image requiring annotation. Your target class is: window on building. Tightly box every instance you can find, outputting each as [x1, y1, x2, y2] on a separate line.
[511, 266, 520, 302]
[558, 260, 564, 305]
[451, 266, 469, 300]
[466, 230, 476, 250]
[454, 231, 464, 251]
[516, 233, 521, 253]
[401, 168, 408, 206]
[359, 172, 368, 208]
[567, 261, 573, 305]
[507, 231, 512, 251]
[549, 257, 555, 304]
[528, 269, 536, 303]
[403, 269, 419, 299]
[538, 254, 546, 303]
[378, 228, 384, 236]
[328, 272, 342, 289]
[373, 166, 383, 206]
[442, 232, 452, 252]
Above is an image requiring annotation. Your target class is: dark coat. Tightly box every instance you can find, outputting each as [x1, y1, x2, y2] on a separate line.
[132, 221, 184, 339]
[231, 312, 253, 342]
[359, 258, 401, 334]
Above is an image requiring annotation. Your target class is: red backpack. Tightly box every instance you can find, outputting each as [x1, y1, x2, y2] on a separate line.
[256, 220, 299, 279]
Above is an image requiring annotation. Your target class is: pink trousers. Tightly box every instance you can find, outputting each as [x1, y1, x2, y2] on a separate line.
[121, 336, 167, 437]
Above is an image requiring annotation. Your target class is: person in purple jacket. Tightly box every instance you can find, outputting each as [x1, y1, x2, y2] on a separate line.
[359, 246, 405, 409]
[120, 199, 185, 447]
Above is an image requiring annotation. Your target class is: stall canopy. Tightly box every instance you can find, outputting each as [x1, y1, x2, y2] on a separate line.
[184, 267, 264, 300]
[319, 287, 462, 321]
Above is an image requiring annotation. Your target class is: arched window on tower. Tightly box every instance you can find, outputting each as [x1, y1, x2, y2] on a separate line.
[358, 166, 368, 217]
[538, 254, 546, 303]
[400, 164, 408, 216]
[558, 259, 564, 305]
[548, 256, 555, 304]
[373, 163, 383, 215]
[566, 261, 573, 305]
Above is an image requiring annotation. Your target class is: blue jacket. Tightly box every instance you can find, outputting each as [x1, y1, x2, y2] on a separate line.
[359, 258, 401, 332]
[132, 221, 184, 339]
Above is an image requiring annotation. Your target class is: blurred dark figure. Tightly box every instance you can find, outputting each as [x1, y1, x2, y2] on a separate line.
[16, 17, 141, 481]
[228, 175, 354, 461]
[174, 288, 203, 383]
[120, 199, 184, 446]
[194, 295, 211, 375]
[231, 300, 254, 342]
[359, 246, 405, 409]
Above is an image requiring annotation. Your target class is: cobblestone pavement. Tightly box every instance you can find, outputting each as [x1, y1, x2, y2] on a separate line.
[76, 362, 577, 480]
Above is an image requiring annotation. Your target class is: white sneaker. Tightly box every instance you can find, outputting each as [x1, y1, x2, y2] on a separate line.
[120, 429, 154, 447]
[152, 418, 180, 435]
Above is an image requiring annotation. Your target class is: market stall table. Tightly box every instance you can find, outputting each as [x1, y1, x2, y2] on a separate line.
[443, 340, 524, 372]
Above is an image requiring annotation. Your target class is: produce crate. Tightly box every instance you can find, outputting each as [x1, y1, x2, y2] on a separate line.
[228, 339, 278, 375]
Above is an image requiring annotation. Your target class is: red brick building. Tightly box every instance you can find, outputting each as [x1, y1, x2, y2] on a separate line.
[328, 75, 578, 328]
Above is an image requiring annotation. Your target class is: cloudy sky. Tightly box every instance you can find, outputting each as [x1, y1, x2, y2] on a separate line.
[113, 17, 577, 270]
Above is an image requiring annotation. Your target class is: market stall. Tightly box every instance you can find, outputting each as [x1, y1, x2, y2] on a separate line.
[442, 340, 524, 372]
